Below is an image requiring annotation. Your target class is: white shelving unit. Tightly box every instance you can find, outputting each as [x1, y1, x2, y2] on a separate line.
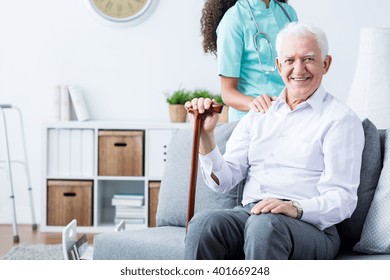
[41, 121, 189, 233]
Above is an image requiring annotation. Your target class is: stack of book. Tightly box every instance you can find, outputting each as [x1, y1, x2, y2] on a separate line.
[111, 193, 145, 225]
[53, 84, 90, 122]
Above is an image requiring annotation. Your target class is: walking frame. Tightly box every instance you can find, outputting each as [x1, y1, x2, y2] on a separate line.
[0, 104, 37, 242]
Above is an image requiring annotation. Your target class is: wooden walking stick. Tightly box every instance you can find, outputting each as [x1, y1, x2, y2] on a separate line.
[186, 104, 223, 232]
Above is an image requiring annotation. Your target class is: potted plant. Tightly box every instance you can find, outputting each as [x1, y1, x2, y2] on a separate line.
[191, 89, 213, 99]
[166, 89, 192, 122]
[213, 94, 229, 123]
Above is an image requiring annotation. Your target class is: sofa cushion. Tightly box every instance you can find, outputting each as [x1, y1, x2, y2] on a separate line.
[93, 226, 186, 260]
[336, 118, 382, 252]
[335, 251, 390, 260]
[156, 121, 240, 227]
[354, 129, 390, 254]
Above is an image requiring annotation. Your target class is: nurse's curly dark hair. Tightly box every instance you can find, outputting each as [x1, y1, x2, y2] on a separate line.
[200, 0, 289, 56]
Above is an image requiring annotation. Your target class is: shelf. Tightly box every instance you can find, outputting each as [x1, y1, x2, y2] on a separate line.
[41, 121, 190, 232]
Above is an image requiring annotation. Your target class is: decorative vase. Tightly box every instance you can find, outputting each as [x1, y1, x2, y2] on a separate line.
[169, 104, 187, 122]
[346, 28, 390, 129]
[218, 105, 229, 123]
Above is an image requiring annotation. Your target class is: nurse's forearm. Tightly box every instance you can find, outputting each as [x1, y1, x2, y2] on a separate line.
[220, 76, 254, 111]
[222, 90, 254, 111]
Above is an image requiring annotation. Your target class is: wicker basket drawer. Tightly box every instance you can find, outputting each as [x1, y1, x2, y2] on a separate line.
[98, 130, 144, 176]
[47, 180, 93, 226]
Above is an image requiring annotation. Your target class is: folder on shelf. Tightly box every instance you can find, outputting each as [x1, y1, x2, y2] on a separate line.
[47, 128, 94, 177]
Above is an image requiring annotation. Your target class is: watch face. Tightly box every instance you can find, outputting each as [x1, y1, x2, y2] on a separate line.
[90, 0, 152, 22]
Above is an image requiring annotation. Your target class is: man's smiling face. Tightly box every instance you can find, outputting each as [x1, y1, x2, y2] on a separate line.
[276, 33, 332, 103]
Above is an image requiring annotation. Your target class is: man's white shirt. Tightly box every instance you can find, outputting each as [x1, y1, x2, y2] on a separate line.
[199, 85, 365, 230]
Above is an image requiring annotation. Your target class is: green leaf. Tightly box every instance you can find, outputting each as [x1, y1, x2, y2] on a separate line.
[166, 89, 192, 104]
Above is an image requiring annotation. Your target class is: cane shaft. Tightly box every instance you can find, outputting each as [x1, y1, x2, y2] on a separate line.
[186, 104, 223, 232]
[186, 112, 201, 231]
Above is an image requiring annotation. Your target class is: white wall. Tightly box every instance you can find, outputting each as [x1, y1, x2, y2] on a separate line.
[0, 0, 389, 224]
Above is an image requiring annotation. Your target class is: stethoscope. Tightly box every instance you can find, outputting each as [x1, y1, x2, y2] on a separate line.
[245, 0, 292, 73]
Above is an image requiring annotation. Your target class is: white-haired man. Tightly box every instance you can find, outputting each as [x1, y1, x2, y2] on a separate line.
[184, 22, 365, 260]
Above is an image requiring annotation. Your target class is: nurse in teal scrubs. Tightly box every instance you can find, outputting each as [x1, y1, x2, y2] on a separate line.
[200, 0, 298, 122]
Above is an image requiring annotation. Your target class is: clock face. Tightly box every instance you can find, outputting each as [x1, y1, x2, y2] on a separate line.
[89, 0, 153, 22]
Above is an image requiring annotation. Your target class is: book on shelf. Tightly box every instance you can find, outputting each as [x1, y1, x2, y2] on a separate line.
[115, 212, 145, 219]
[53, 84, 91, 122]
[114, 205, 145, 210]
[115, 218, 145, 224]
[112, 193, 144, 200]
[52, 85, 61, 121]
[114, 204, 145, 209]
[114, 206, 145, 213]
[114, 205, 145, 214]
[111, 198, 144, 207]
[60, 85, 70, 121]
[111, 193, 144, 207]
[68, 84, 90, 121]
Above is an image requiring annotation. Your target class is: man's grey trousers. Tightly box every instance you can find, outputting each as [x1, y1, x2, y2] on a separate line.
[184, 204, 340, 260]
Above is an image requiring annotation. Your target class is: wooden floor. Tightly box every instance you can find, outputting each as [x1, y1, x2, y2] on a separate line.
[0, 224, 95, 257]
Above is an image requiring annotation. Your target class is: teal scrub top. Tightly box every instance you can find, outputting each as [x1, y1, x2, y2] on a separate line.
[217, 0, 298, 122]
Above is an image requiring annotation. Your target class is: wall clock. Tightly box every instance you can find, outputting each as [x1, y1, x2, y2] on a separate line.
[86, 0, 154, 23]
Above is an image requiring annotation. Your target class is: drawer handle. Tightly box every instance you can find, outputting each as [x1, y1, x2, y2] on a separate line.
[63, 192, 76, 197]
[114, 143, 127, 147]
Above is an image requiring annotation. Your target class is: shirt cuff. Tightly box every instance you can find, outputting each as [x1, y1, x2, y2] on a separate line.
[199, 146, 224, 174]
[298, 199, 328, 230]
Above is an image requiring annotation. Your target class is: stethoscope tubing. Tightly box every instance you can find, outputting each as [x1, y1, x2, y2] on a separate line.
[245, 0, 292, 37]
[244, 0, 292, 73]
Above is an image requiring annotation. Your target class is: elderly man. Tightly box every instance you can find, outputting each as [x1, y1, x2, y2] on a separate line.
[184, 22, 365, 260]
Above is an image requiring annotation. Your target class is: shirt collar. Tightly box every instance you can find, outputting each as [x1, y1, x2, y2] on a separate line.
[306, 85, 327, 114]
[272, 85, 327, 114]
[244, 0, 275, 11]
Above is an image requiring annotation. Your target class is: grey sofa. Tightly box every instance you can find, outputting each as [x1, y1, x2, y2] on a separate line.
[92, 119, 390, 260]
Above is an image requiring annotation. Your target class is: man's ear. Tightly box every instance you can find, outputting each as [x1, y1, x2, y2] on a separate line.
[276, 57, 282, 73]
[322, 55, 332, 74]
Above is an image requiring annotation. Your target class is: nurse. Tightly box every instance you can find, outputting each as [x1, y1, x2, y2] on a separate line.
[200, 0, 298, 122]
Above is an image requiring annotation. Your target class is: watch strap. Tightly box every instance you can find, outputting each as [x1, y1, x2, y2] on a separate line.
[292, 201, 303, 220]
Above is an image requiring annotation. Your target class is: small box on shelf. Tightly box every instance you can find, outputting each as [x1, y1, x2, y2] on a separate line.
[47, 180, 93, 226]
[98, 130, 144, 176]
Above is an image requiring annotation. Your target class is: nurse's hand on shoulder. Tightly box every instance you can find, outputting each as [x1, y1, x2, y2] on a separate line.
[184, 98, 219, 133]
[249, 94, 276, 113]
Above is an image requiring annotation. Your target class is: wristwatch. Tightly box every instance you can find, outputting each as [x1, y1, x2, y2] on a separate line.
[292, 201, 303, 219]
